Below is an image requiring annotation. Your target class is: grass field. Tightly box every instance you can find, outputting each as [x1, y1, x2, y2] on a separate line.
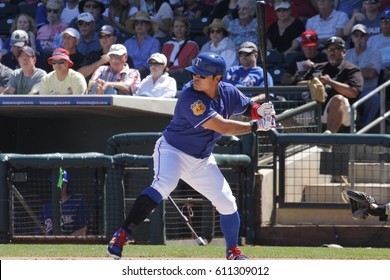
[1, 244, 390, 259]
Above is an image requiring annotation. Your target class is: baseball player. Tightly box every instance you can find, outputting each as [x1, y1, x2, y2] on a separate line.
[107, 52, 276, 260]
[38, 170, 89, 236]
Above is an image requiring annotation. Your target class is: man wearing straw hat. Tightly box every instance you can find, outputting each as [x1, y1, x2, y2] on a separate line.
[200, 18, 238, 68]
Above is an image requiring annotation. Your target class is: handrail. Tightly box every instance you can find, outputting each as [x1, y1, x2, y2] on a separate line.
[350, 79, 390, 134]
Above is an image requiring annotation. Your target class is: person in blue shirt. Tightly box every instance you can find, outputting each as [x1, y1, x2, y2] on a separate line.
[223, 41, 274, 99]
[38, 169, 89, 236]
[107, 52, 276, 260]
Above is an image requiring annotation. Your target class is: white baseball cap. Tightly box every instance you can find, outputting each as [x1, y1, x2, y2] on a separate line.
[61, 28, 81, 40]
[107, 44, 127, 56]
[77, 12, 95, 23]
[147, 53, 167, 66]
[10, 30, 29, 47]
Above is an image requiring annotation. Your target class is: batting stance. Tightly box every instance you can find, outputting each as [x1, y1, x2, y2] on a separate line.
[107, 52, 276, 260]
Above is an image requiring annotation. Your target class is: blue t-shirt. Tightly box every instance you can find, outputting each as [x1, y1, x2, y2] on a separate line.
[163, 81, 251, 159]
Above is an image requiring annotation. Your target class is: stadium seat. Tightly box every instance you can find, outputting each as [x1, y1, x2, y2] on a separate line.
[191, 34, 209, 49]
[18, 3, 38, 18]
[269, 67, 286, 86]
[189, 17, 211, 37]
[0, 2, 18, 17]
[0, 17, 13, 38]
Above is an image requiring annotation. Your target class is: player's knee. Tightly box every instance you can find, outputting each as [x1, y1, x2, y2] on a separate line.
[212, 193, 237, 215]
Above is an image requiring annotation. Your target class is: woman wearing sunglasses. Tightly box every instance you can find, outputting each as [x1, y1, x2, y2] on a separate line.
[135, 53, 177, 98]
[200, 18, 238, 68]
[37, 0, 69, 56]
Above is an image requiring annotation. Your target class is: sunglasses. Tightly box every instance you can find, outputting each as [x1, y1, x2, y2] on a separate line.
[238, 52, 253, 57]
[327, 47, 342, 53]
[134, 21, 149, 26]
[51, 60, 65, 65]
[47, 8, 60, 14]
[191, 73, 207, 79]
[148, 62, 163, 66]
[210, 29, 222, 34]
[363, 0, 379, 4]
[380, 18, 390, 24]
[84, 4, 99, 9]
[276, 8, 289, 13]
[352, 32, 366, 38]
[77, 21, 91, 26]
[99, 34, 112, 39]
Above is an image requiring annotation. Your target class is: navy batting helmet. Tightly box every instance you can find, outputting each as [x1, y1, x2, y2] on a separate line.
[186, 52, 226, 76]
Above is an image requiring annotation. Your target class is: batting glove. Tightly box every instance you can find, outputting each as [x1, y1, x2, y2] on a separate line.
[251, 114, 276, 132]
[256, 102, 275, 117]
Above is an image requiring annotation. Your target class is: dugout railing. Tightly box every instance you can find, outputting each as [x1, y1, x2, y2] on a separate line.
[0, 135, 255, 244]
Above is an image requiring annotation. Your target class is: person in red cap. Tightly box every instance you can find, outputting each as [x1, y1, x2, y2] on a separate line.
[281, 30, 327, 85]
[39, 48, 87, 95]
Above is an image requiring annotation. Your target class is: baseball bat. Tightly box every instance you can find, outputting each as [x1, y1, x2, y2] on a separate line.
[255, 0, 269, 102]
[168, 195, 207, 246]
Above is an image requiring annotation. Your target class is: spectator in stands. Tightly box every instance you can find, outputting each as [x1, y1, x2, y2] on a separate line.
[69, 0, 109, 32]
[346, 24, 382, 128]
[61, 0, 80, 24]
[38, 169, 89, 236]
[79, 25, 134, 82]
[37, 0, 68, 56]
[288, 0, 349, 54]
[1, 46, 47, 95]
[174, 0, 204, 19]
[335, 0, 361, 18]
[39, 48, 87, 95]
[88, 44, 140, 95]
[213, 0, 239, 22]
[151, 0, 174, 38]
[267, 0, 305, 55]
[36, 0, 48, 29]
[103, 0, 138, 40]
[298, 37, 363, 133]
[161, 16, 199, 73]
[223, 41, 274, 100]
[124, 11, 161, 79]
[281, 30, 327, 85]
[293, 0, 318, 23]
[343, 0, 382, 38]
[367, 6, 390, 83]
[2, 13, 42, 56]
[135, 52, 177, 97]
[200, 18, 238, 69]
[0, 50, 13, 93]
[60, 27, 84, 70]
[263, 0, 301, 31]
[2, 30, 49, 73]
[223, 0, 259, 48]
[76, 12, 102, 55]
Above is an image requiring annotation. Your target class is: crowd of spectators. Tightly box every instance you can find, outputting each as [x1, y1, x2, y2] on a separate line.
[0, 0, 389, 130]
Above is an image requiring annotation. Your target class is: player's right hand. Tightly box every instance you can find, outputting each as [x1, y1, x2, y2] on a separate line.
[255, 114, 275, 131]
[256, 102, 275, 117]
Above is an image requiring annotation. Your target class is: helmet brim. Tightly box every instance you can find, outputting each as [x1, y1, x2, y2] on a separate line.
[185, 66, 214, 76]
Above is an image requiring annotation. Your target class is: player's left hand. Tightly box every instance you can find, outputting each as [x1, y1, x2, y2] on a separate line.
[257, 102, 275, 117]
[255, 114, 276, 131]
